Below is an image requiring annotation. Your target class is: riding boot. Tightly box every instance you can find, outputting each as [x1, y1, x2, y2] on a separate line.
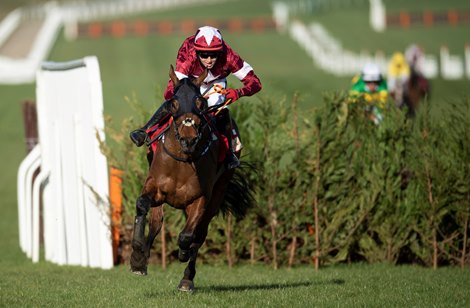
[217, 109, 240, 169]
[130, 101, 171, 147]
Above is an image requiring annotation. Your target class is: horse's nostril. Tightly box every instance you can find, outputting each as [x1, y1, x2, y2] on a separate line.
[182, 118, 195, 127]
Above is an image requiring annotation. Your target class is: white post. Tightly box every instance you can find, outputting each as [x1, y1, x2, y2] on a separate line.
[440, 46, 464, 80]
[272, 2, 290, 32]
[465, 45, 470, 79]
[369, 0, 386, 32]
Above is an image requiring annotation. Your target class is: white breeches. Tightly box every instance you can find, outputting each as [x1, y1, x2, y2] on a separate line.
[200, 79, 227, 107]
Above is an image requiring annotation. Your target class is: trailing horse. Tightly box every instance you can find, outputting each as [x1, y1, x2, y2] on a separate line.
[129, 65, 254, 292]
[402, 68, 430, 117]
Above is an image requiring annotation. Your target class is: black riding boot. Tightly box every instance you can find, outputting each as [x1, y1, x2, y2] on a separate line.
[217, 109, 240, 169]
[130, 101, 171, 147]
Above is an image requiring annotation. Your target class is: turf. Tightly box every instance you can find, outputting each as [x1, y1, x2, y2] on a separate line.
[1, 262, 469, 307]
[0, 1, 469, 306]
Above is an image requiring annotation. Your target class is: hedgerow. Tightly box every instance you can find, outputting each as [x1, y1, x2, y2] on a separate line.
[104, 93, 470, 269]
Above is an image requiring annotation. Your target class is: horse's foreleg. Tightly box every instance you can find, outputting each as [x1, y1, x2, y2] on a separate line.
[146, 206, 164, 258]
[177, 198, 207, 263]
[177, 243, 201, 292]
[130, 194, 155, 275]
[178, 210, 216, 292]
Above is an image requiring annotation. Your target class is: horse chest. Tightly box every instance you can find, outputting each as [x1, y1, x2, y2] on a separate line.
[156, 167, 212, 207]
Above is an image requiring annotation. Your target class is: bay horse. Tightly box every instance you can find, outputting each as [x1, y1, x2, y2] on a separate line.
[130, 65, 254, 292]
[402, 68, 430, 117]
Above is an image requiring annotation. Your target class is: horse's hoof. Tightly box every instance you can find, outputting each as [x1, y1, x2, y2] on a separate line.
[177, 279, 194, 292]
[131, 270, 147, 276]
[130, 266, 147, 276]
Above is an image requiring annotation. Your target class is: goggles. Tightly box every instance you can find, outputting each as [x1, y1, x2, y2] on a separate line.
[197, 51, 219, 59]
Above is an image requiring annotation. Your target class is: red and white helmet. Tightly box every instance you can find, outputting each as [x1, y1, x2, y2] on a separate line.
[194, 26, 223, 51]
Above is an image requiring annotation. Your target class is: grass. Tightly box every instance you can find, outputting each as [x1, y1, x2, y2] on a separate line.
[1, 261, 469, 307]
[1, 1, 469, 305]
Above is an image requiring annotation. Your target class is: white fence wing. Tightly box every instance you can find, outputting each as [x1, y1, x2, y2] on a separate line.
[18, 56, 112, 269]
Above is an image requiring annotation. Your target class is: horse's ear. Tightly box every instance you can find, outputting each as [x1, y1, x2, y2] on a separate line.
[169, 65, 179, 87]
[194, 69, 208, 87]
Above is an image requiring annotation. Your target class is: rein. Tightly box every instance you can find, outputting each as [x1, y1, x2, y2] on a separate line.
[161, 119, 215, 163]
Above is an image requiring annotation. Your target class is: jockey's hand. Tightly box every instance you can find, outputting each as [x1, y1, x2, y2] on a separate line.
[225, 88, 240, 103]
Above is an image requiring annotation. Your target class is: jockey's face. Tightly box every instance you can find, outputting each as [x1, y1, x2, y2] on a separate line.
[197, 51, 219, 69]
[365, 81, 379, 92]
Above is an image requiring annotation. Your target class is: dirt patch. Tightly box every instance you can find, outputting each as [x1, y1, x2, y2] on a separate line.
[0, 19, 43, 58]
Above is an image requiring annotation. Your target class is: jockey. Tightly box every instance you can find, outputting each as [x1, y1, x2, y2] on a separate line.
[387, 52, 410, 107]
[129, 26, 262, 169]
[349, 63, 389, 125]
[405, 44, 425, 75]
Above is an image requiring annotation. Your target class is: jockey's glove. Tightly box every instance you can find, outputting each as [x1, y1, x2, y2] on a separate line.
[225, 88, 241, 103]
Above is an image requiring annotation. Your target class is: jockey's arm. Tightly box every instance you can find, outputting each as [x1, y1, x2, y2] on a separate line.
[235, 70, 262, 98]
[228, 50, 262, 98]
[365, 90, 388, 109]
[348, 89, 388, 108]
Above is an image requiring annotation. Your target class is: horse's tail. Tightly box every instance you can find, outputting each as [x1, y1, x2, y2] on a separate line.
[220, 161, 256, 220]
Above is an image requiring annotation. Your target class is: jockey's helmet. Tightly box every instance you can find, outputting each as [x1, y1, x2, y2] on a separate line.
[362, 63, 382, 82]
[405, 44, 423, 66]
[194, 26, 223, 51]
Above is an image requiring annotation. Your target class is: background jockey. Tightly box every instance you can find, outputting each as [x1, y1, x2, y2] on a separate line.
[349, 63, 389, 125]
[404, 43, 431, 102]
[405, 44, 425, 75]
[130, 26, 262, 169]
[387, 52, 410, 108]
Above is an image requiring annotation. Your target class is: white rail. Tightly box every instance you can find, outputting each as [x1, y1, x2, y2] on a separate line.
[273, 0, 469, 80]
[0, 0, 222, 84]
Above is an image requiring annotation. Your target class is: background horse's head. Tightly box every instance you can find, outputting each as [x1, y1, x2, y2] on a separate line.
[168, 65, 209, 154]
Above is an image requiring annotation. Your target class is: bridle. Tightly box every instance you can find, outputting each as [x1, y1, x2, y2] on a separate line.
[162, 81, 216, 163]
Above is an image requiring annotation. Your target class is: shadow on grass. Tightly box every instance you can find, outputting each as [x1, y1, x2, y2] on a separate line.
[197, 278, 345, 293]
[145, 279, 345, 298]
[144, 278, 345, 297]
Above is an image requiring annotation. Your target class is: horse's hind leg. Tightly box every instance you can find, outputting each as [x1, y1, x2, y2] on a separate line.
[130, 194, 156, 275]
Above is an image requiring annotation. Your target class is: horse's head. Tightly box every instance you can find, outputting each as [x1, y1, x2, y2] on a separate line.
[168, 65, 209, 154]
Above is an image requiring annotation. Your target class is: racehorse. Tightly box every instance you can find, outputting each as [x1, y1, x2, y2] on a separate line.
[129, 65, 254, 292]
[402, 68, 430, 117]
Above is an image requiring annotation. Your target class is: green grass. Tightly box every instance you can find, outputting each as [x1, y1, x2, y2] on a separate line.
[1, 1, 470, 305]
[1, 262, 469, 306]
